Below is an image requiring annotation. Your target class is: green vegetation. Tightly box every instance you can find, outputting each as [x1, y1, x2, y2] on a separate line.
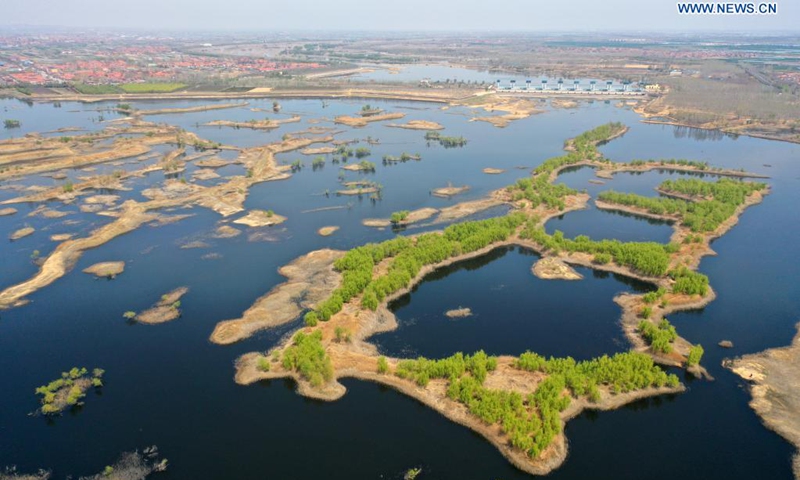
[354, 147, 371, 158]
[3, 119, 21, 129]
[506, 177, 577, 211]
[334, 326, 351, 343]
[62, 181, 74, 193]
[377, 356, 389, 374]
[35, 367, 105, 415]
[639, 319, 678, 354]
[424, 131, 468, 148]
[303, 214, 526, 325]
[520, 220, 673, 277]
[290, 160, 304, 172]
[383, 152, 421, 164]
[509, 350, 677, 456]
[257, 356, 271, 372]
[503, 123, 627, 210]
[687, 345, 705, 366]
[357, 160, 376, 172]
[598, 178, 766, 233]
[281, 330, 333, 387]
[119, 83, 186, 93]
[103, 466, 115, 476]
[642, 287, 667, 304]
[311, 156, 325, 170]
[390, 210, 410, 224]
[73, 83, 122, 94]
[670, 266, 710, 296]
[122, 311, 136, 320]
[394, 348, 677, 459]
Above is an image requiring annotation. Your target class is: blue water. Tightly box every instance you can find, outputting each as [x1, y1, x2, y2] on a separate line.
[0, 97, 798, 479]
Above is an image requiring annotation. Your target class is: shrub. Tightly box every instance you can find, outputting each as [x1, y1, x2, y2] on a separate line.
[377, 356, 389, 374]
[687, 345, 704, 366]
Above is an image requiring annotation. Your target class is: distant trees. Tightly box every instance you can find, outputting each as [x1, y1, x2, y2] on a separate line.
[598, 178, 767, 233]
[520, 220, 671, 277]
[3, 119, 21, 129]
[354, 147, 371, 158]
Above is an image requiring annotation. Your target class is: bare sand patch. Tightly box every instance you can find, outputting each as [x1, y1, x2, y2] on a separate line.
[10, 227, 34, 240]
[385, 120, 444, 130]
[532, 257, 583, 280]
[82, 261, 125, 278]
[135, 287, 189, 324]
[233, 210, 287, 227]
[727, 323, 800, 479]
[318, 226, 339, 236]
[210, 249, 344, 344]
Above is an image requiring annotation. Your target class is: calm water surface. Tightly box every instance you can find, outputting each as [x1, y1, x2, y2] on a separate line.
[0, 98, 798, 479]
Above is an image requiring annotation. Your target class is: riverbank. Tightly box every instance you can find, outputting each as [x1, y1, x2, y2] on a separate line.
[727, 323, 800, 480]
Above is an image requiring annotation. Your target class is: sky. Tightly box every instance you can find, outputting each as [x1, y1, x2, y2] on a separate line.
[1, 0, 798, 32]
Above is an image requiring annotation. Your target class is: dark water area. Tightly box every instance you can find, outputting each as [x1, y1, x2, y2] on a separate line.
[374, 246, 649, 360]
[0, 98, 798, 479]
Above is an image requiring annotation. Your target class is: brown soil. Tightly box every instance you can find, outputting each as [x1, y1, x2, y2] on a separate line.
[334, 112, 405, 127]
[532, 257, 583, 280]
[317, 226, 339, 236]
[82, 261, 125, 278]
[385, 120, 444, 130]
[210, 249, 344, 345]
[135, 287, 189, 324]
[195, 157, 230, 168]
[300, 147, 337, 155]
[213, 225, 241, 238]
[336, 187, 378, 195]
[232, 210, 287, 227]
[727, 323, 800, 479]
[138, 102, 248, 116]
[0, 207, 17, 216]
[445, 307, 472, 318]
[10, 227, 35, 240]
[203, 115, 301, 130]
[431, 185, 469, 198]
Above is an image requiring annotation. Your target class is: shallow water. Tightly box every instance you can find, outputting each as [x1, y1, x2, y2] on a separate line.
[0, 97, 798, 479]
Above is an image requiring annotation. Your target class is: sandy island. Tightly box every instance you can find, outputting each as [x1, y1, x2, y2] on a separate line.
[727, 323, 800, 479]
[135, 287, 189, 324]
[532, 257, 583, 280]
[317, 226, 339, 236]
[82, 261, 125, 279]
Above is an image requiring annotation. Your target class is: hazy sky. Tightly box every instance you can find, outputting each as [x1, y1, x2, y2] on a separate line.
[2, 0, 798, 32]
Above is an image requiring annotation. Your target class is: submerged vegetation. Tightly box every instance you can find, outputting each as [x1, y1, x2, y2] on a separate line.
[424, 131, 468, 148]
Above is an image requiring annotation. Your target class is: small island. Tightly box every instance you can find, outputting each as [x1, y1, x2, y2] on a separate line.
[83, 261, 125, 279]
[35, 367, 105, 415]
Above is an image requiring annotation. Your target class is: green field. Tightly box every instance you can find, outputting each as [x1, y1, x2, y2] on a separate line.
[119, 83, 186, 93]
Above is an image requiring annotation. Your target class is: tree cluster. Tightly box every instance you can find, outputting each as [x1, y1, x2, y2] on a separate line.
[281, 330, 333, 387]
